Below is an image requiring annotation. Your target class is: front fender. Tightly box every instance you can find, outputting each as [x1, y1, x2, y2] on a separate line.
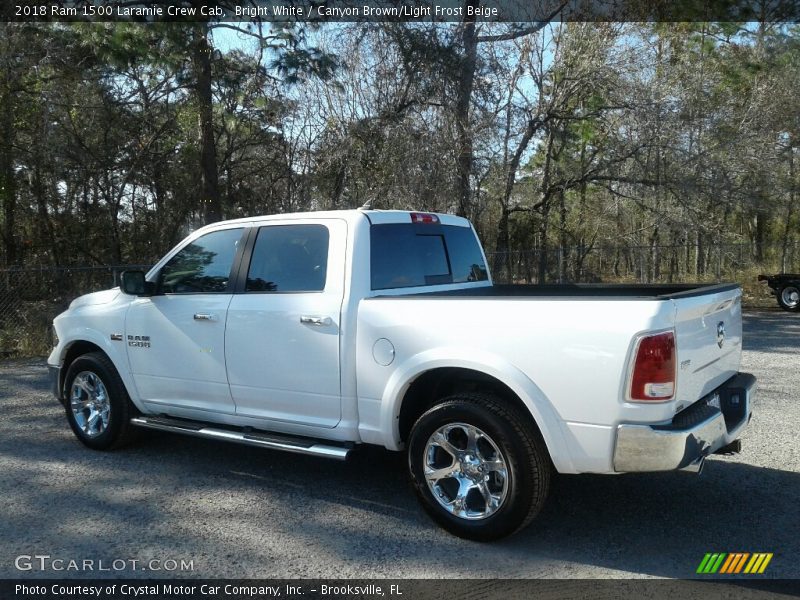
[378, 347, 574, 473]
[49, 326, 143, 413]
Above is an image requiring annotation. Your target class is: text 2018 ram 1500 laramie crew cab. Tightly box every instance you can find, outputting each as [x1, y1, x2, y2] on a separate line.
[48, 210, 755, 540]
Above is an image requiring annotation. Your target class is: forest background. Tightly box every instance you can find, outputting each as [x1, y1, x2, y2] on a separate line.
[1, 15, 798, 353]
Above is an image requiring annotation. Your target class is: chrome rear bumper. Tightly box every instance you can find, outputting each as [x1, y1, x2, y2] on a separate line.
[613, 373, 755, 472]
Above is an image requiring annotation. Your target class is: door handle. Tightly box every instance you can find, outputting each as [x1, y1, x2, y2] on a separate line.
[193, 313, 217, 321]
[300, 316, 332, 326]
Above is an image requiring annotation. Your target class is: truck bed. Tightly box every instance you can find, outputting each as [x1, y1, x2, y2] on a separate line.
[381, 282, 740, 300]
[358, 279, 744, 471]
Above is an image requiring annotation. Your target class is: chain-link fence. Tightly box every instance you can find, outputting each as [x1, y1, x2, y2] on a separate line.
[486, 242, 799, 286]
[0, 266, 149, 358]
[1, 240, 796, 358]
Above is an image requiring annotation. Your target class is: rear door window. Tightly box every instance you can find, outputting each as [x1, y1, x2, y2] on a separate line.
[245, 224, 329, 292]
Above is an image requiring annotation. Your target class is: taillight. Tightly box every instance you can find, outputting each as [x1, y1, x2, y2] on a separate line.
[629, 331, 676, 401]
[410, 212, 439, 224]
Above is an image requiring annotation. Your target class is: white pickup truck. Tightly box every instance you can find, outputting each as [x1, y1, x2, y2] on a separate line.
[49, 210, 755, 540]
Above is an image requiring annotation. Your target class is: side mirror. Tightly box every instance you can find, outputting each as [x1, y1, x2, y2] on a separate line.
[120, 271, 154, 296]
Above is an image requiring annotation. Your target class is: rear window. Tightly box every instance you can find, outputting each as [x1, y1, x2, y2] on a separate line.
[370, 223, 488, 290]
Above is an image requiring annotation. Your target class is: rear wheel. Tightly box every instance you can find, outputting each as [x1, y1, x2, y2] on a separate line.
[64, 352, 139, 450]
[777, 284, 800, 311]
[407, 393, 551, 541]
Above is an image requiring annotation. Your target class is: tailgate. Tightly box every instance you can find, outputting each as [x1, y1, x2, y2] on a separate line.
[672, 286, 743, 404]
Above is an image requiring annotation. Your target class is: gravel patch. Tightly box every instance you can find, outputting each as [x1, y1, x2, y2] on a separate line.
[0, 310, 797, 579]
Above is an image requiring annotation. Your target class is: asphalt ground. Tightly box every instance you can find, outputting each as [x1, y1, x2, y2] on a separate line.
[0, 309, 798, 580]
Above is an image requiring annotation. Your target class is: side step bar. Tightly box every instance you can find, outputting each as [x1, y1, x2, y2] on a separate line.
[130, 416, 351, 460]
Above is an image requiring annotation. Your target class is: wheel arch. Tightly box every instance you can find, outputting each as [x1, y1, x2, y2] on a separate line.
[57, 336, 141, 411]
[382, 350, 573, 473]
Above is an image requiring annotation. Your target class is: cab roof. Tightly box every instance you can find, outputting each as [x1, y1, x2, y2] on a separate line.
[195, 209, 471, 234]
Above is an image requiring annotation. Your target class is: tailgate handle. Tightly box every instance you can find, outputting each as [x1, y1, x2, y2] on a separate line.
[301, 316, 331, 326]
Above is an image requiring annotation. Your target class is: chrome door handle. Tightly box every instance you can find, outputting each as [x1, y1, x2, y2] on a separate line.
[300, 316, 331, 326]
[193, 313, 217, 321]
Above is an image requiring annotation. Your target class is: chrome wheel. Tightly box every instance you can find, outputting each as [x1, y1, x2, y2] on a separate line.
[781, 286, 799, 309]
[70, 371, 110, 438]
[423, 422, 509, 520]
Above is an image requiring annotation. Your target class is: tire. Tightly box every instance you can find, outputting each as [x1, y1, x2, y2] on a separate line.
[407, 393, 551, 541]
[777, 284, 800, 312]
[63, 352, 139, 450]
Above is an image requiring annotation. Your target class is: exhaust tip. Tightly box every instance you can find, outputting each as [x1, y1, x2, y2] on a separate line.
[714, 439, 742, 455]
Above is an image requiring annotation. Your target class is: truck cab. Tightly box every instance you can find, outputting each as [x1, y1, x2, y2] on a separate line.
[48, 209, 755, 540]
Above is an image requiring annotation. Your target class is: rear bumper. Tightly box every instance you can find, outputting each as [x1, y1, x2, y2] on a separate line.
[613, 373, 755, 472]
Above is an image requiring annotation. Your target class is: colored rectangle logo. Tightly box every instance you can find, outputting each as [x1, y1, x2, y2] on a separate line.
[698, 552, 773, 574]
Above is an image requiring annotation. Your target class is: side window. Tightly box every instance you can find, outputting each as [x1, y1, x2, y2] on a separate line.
[160, 228, 244, 294]
[245, 225, 329, 293]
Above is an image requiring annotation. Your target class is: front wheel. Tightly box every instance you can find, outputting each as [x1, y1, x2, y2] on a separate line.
[408, 393, 551, 541]
[777, 284, 800, 311]
[63, 352, 139, 450]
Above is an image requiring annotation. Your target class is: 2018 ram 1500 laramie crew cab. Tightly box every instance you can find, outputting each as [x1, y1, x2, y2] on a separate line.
[49, 210, 755, 540]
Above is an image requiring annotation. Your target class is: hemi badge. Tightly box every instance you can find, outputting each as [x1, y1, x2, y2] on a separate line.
[110, 333, 123, 341]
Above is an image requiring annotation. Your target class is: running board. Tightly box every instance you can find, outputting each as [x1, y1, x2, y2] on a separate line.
[130, 416, 351, 460]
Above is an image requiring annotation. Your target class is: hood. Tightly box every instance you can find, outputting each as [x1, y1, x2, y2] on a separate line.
[69, 288, 121, 309]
